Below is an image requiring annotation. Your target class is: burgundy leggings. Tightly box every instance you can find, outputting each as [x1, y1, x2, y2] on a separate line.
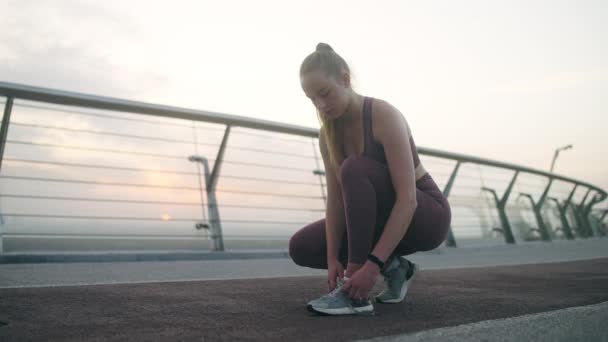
[289, 155, 451, 269]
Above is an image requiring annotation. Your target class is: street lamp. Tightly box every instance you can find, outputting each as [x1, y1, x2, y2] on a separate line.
[550, 144, 573, 173]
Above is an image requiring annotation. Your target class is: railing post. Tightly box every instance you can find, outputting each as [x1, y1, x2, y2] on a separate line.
[0, 97, 13, 172]
[0, 97, 14, 254]
[517, 193, 551, 241]
[548, 183, 577, 240]
[516, 178, 553, 241]
[548, 197, 575, 240]
[442, 161, 461, 247]
[583, 193, 606, 237]
[0, 213, 3, 254]
[481, 170, 519, 244]
[536, 178, 554, 240]
[562, 184, 579, 238]
[0, 209, 3, 254]
[600, 210, 608, 235]
[189, 125, 230, 252]
[206, 125, 231, 251]
[577, 188, 593, 237]
[569, 203, 588, 238]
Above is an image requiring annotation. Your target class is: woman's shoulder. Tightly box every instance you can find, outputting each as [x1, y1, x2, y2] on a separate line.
[368, 96, 412, 137]
[368, 97, 407, 124]
[368, 96, 398, 113]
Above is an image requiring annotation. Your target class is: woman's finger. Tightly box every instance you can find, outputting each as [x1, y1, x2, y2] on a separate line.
[348, 283, 358, 298]
[328, 275, 336, 291]
[341, 279, 351, 292]
[358, 289, 369, 301]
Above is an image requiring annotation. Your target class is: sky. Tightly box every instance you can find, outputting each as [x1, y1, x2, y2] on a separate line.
[1, 0, 607, 216]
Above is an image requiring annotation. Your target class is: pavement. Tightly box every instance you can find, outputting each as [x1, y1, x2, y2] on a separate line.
[1, 238, 608, 341]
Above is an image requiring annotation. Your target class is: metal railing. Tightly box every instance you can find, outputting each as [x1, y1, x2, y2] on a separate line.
[0, 81, 606, 253]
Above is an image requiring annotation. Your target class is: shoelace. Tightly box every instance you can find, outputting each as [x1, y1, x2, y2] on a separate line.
[328, 278, 347, 297]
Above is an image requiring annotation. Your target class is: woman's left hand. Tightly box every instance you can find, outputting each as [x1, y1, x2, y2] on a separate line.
[342, 262, 381, 301]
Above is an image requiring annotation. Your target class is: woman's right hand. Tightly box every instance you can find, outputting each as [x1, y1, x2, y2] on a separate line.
[327, 258, 345, 291]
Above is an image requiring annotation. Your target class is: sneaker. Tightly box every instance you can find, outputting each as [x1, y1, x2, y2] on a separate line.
[375, 256, 418, 304]
[306, 277, 374, 315]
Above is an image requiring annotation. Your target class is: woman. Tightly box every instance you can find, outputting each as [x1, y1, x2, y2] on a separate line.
[289, 43, 451, 316]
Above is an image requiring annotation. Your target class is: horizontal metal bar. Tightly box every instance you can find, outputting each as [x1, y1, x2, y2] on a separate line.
[209, 205, 323, 212]
[15, 101, 208, 129]
[202, 219, 311, 224]
[3, 233, 211, 240]
[8, 140, 189, 159]
[3, 232, 292, 239]
[5, 158, 200, 176]
[227, 146, 315, 159]
[1, 176, 324, 198]
[207, 189, 323, 199]
[0, 81, 319, 137]
[12, 121, 316, 159]
[191, 160, 319, 173]
[420, 146, 603, 194]
[6, 141, 320, 173]
[12, 121, 195, 144]
[1, 81, 605, 198]
[17, 102, 310, 147]
[219, 176, 322, 187]
[2, 214, 309, 225]
[2, 213, 201, 221]
[0, 176, 322, 194]
[220, 235, 292, 239]
[4, 158, 324, 187]
[0, 175, 201, 190]
[0, 194, 324, 212]
[230, 129, 313, 145]
[0, 194, 201, 206]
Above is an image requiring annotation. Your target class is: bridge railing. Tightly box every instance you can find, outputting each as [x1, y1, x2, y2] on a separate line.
[0, 81, 606, 253]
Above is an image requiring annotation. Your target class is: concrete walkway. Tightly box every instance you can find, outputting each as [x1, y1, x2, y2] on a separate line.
[1, 257, 607, 341]
[1, 238, 607, 341]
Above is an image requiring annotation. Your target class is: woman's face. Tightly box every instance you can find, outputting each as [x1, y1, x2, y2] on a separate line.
[300, 70, 350, 120]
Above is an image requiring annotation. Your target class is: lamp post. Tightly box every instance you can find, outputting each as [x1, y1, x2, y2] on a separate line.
[550, 144, 573, 173]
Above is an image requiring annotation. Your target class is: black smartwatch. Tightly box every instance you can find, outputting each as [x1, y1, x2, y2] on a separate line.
[367, 253, 385, 270]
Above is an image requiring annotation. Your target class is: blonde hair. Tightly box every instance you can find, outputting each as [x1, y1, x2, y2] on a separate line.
[300, 42, 352, 175]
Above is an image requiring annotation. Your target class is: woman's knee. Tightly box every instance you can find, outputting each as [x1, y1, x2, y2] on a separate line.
[289, 231, 318, 267]
[417, 225, 450, 252]
[339, 155, 368, 185]
[288, 233, 304, 265]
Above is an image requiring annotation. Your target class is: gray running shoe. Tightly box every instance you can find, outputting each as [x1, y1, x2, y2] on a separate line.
[307, 277, 374, 315]
[375, 256, 418, 304]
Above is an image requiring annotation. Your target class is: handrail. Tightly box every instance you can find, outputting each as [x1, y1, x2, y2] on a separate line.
[420, 147, 604, 195]
[0, 81, 318, 138]
[1, 81, 605, 200]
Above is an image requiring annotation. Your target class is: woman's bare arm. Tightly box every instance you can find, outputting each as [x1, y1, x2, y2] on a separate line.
[369, 100, 418, 264]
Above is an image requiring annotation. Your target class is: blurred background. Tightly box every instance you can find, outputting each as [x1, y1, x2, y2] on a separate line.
[1, 0, 606, 252]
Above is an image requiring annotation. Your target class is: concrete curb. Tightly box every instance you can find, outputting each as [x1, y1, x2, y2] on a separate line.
[1, 238, 605, 264]
[0, 250, 291, 264]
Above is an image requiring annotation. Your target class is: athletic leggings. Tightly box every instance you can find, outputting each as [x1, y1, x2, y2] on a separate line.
[289, 155, 451, 269]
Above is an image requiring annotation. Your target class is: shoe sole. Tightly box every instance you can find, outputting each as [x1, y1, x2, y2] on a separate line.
[375, 262, 418, 304]
[307, 303, 374, 316]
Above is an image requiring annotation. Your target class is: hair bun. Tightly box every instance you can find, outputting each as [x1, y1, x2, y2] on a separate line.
[316, 42, 334, 52]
